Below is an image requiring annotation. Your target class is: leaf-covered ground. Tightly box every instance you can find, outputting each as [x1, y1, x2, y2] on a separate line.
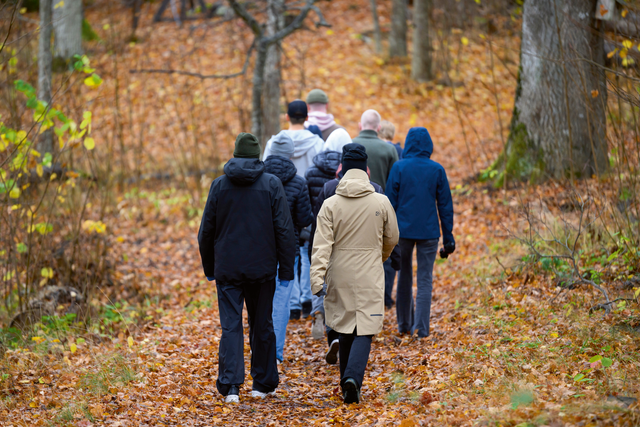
[1, 0, 640, 425]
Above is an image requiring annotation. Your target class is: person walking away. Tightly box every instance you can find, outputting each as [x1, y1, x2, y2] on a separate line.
[311, 145, 399, 404]
[310, 143, 384, 364]
[305, 89, 344, 141]
[304, 147, 341, 339]
[377, 120, 403, 309]
[263, 100, 324, 320]
[352, 110, 400, 309]
[305, 150, 342, 212]
[379, 120, 403, 159]
[322, 128, 352, 153]
[351, 109, 398, 191]
[263, 131, 314, 363]
[198, 133, 296, 403]
[385, 127, 455, 337]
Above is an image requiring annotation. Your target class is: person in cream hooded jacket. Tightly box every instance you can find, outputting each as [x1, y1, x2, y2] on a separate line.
[311, 144, 399, 404]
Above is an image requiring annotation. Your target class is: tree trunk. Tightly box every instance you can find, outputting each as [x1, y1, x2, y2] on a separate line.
[52, 0, 83, 60]
[411, 0, 432, 81]
[494, 0, 608, 185]
[131, 0, 143, 40]
[389, 0, 407, 57]
[370, 0, 382, 54]
[263, 0, 283, 142]
[252, 41, 268, 147]
[38, 0, 53, 154]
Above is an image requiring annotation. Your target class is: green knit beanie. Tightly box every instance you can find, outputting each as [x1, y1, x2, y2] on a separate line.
[233, 132, 261, 159]
[306, 89, 329, 105]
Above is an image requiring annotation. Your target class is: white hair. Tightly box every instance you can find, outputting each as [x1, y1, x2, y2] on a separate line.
[360, 109, 381, 130]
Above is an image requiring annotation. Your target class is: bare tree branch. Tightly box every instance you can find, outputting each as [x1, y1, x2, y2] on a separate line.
[129, 41, 255, 79]
[227, 0, 263, 37]
[266, 2, 330, 43]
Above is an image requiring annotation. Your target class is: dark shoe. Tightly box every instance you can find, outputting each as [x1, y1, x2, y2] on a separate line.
[301, 301, 312, 318]
[325, 339, 339, 365]
[225, 385, 240, 403]
[342, 378, 360, 404]
[289, 309, 301, 320]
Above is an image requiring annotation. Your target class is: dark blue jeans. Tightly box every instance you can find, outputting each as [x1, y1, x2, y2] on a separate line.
[383, 257, 396, 308]
[396, 238, 439, 337]
[216, 279, 279, 395]
[339, 328, 373, 390]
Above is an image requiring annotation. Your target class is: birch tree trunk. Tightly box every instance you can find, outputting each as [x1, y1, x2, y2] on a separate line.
[389, 0, 407, 58]
[38, 0, 53, 154]
[52, 0, 83, 60]
[411, 0, 432, 81]
[495, 0, 608, 184]
[370, 0, 382, 54]
[263, 0, 284, 141]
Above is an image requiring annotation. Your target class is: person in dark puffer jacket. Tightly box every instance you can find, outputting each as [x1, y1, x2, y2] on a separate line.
[305, 150, 342, 208]
[264, 131, 314, 363]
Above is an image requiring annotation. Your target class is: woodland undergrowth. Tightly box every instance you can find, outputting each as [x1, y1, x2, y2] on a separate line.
[0, 0, 639, 426]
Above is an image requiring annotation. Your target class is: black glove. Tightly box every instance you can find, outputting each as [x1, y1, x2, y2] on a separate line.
[314, 289, 326, 297]
[439, 241, 456, 259]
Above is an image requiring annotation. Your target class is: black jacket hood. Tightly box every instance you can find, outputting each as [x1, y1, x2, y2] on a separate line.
[312, 150, 341, 175]
[263, 155, 297, 184]
[224, 158, 265, 185]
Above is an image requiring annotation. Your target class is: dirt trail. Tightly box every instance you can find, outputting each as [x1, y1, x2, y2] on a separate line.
[2, 0, 639, 425]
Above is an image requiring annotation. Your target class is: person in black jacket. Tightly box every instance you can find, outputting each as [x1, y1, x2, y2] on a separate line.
[309, 143, 384, 365]
[305, 150, 342, 208]
[263, 131, 314, 363]
[198, 132, 296, 403]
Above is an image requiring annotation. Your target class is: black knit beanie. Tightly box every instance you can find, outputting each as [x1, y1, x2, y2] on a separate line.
[233, 132, 261, 159]
[341, 143, 368, 175]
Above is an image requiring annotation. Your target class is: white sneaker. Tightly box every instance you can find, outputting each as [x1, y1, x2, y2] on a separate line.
[311, 313, 325, 340]
[326, 339, 339, 365]
[225, 394, 239, 403]
[225, 385, 240, 403]
[251, 389, 276, 398]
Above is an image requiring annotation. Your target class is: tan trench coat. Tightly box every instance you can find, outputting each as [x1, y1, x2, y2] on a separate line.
[310, 169, 399, 336]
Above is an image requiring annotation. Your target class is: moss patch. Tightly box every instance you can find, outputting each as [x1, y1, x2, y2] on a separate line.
[480, 64, 545, 187]
[82, 19, 101, 42]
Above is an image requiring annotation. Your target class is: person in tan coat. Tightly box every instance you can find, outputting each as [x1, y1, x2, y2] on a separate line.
[310, 143, 399, 404]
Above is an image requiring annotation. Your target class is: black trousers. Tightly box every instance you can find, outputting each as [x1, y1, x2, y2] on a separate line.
[215, 279, 279, 395]
[339, 328, 373, 389]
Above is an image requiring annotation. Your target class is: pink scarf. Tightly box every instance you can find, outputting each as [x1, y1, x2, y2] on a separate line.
[306, 112, 337, 131]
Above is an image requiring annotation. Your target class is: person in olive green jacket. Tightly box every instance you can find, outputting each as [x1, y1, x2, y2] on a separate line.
[351, 109, 399, 192]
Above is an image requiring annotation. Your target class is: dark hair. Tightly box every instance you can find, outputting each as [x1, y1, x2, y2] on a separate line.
[290, 116, 306, 125]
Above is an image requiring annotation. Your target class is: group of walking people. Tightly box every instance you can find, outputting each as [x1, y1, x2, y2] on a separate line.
[197, 89, 455, 404]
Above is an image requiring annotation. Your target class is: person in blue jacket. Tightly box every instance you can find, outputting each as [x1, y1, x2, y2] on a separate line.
[385, 127, 455, 338]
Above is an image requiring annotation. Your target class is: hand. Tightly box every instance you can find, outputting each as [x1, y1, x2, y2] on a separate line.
[439, 241, 456, 259]
[206, 276, 215, 281]
[314, 288, 326, 297]
[280, 280, 291, 288]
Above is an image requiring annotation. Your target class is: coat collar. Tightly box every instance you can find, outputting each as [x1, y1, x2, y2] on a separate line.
[336, 169, 375, 198]
[357, 129, 379, 139]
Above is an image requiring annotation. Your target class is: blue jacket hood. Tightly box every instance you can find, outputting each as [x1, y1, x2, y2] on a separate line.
[224, 158, 265, 185]
[402, 127, 433, 159]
